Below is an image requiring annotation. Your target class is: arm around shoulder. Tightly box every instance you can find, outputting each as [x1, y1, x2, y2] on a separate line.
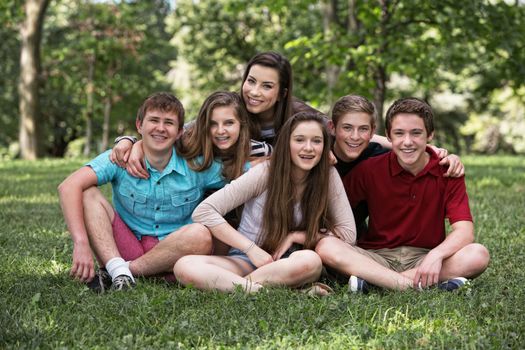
[327, 167, 356, 245]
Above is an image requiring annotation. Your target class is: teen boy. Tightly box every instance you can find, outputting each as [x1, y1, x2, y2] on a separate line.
[317, 97, 489, 292]
[58, 92, 224, 292]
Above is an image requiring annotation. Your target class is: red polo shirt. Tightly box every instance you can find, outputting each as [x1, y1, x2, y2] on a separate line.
[343, 147, 472, 250]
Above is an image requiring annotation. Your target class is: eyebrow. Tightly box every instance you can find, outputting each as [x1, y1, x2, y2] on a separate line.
[247, 74, 276, 85]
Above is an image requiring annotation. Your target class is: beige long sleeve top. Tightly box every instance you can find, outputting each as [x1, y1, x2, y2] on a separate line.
[192, 161, 356, 246]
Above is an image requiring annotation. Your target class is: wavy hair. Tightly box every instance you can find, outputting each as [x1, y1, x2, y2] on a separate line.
[178, 91, 251, 181]
[259, 112, 334, 253]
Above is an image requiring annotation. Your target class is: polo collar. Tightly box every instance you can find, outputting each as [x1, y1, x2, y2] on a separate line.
[390, 146, 441, 177]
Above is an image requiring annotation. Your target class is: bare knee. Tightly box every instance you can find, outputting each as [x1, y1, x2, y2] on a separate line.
[466, 243, 490, 276]
[82, 186, 105, 205]
[175, 224, 213, 256]
[290, 250, 323, 280]
[173, 255, 200, 286]
[315, 237, 347, 267]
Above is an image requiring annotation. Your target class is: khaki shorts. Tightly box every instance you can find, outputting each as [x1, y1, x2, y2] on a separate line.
[352, 245, 430, 272]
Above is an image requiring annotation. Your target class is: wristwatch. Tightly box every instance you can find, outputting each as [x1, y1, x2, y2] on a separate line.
[114, 136, 137, 144]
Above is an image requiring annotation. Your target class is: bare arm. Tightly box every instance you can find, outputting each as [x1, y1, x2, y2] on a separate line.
[57, 167, 100, 282]
[371, 134, 391, 148]
[192, 162, 273, 267]
[413, 220, 474, 288]
[328, 167, 356, 245]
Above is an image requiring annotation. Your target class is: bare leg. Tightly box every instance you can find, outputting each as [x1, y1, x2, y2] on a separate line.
[316, 236, 413, 290]
[130, 223, 212, 277]
[174, 255, 260, 292]
[246, 250, 323, 287]
[401, 243, 490, 283]
[82, 187, 119, 265]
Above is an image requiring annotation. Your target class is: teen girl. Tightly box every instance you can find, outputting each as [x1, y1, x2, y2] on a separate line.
[173, 112, 356, 293]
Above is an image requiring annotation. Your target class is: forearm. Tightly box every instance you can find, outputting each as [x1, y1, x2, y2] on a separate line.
[58, 182, 90, 246]
[208, 223, 256, 253]
[429, 222, 474, 260]
[371, 134, 391, 149]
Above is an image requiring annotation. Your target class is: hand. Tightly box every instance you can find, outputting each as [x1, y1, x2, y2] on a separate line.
[413, 251, 443, 289]
[126, 140, 149, 179]
[440, 154, 465, 178]
[272, 235, 294, 260]
[430, 145, 448, 159]
[246, 245, 274, 268]
[109, 139, 133, 168]
[70, 242, 95, 282]
[249, 156, 270, 167]
[328, 150, 337, 166]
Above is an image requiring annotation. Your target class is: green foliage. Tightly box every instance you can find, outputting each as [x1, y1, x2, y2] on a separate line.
[1, 157, 524, 348]
[40, 0, 175, 156]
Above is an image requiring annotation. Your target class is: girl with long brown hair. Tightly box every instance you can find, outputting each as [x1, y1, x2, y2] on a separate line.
[173, 112, 356, 292]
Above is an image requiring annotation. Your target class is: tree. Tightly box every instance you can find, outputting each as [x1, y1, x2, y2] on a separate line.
[18, 0, 50, 159]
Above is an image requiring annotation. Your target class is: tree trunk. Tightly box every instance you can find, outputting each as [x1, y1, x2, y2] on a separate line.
[373, 65, 387, 136]
[323, 1, 341, 109]
[372, 0, 390, 136]
[83, 54, 95, 156]
[18, 0, 50, 160]
[101, 94, 112, 152]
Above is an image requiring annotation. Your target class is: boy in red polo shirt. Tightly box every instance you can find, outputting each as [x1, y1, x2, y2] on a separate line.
[319, 97, 489, 292]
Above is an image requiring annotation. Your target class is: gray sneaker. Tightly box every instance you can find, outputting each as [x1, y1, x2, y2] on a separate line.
[86, 268, 112, 294]
[111, 275, 136, 291]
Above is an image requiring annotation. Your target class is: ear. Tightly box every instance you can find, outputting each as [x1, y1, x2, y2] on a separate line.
[283, 88, 288, 98]
[176, 128, 184, 140]
[136, 118, 143, 135]
[327, 120, 336, 136]
[427, 131, 434, 143]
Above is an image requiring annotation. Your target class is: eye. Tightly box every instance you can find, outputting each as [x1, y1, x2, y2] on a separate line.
[313, 138, 323, 144]
[359, 127, 370, 132]
[225, 120, 235, 126]
[262, 84, 274, 90]
[343, 125, 353, 132]
[246, 78, 256, 85]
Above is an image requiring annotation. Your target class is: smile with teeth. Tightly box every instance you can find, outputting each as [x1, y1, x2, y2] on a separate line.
[151, 134, 167, 141]
[299, 154, 315, 160]
[247, 97, 262, 105]
[401, 149, 416, 153]
[345, 142, 361, 148]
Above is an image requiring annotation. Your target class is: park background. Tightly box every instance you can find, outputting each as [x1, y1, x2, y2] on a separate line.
[1, 1, 524, 349]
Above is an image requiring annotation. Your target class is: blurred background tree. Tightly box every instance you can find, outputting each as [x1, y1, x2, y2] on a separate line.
[1, 0, 523, 158]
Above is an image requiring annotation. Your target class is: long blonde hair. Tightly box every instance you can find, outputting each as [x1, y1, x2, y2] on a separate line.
[259, 112, 334, 253]
[179, 91, 251, 181]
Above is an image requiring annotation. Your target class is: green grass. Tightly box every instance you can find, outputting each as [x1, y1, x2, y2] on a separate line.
[1, 156, 524, 349]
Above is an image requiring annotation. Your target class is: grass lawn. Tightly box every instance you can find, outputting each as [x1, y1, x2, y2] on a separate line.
[1, 156, 524, 349]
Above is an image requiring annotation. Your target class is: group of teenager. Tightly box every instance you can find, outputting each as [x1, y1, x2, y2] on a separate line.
[58, 51, 490, 294]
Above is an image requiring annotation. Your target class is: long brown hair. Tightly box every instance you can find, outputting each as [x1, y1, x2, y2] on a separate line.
[241, 51, 293, 142]
[178, 91, 251, 181]
[259, 112, 334, 253]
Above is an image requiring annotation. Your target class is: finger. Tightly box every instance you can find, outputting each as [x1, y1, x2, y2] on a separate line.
[413, 272, 421, 289]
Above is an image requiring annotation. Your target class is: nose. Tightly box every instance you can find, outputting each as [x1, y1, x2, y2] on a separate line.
[250, 84, 261, 96]
[217, 124, 225, 134]
[350, 128, 360, 140]
[304, 140, 314, 151]
[403, 133, 412, 145]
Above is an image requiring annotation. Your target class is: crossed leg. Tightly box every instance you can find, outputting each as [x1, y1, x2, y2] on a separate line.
[174, 250, 323, 293]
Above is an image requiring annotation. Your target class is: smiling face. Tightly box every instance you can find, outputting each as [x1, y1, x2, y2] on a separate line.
[209, 105, 241, 151]
[241, 64, 280, 122]
[289, 121, 324, 178]
[333, 112, 375, 162]
[388, 113, 433, 175]
[136, 109, 181, 155]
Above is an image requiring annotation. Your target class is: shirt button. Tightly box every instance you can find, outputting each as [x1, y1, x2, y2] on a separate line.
[156, 206, 160, 211]
[412, 194, 416, 199]
[155, 224, 159, 229]
[157, 181, 161, 185]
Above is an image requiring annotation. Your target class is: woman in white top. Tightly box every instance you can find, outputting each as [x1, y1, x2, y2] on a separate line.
[173, 112, 356, 293]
